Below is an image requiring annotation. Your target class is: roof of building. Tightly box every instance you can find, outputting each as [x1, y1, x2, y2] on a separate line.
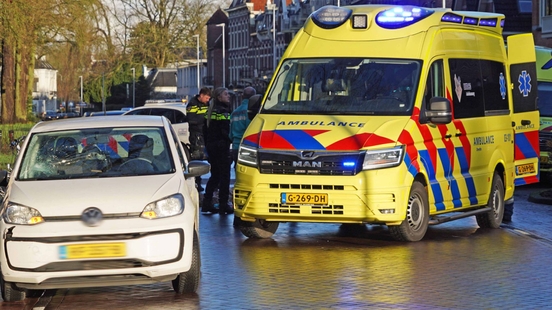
[35, 59, 55, 70]
[147, 68, 177, 88]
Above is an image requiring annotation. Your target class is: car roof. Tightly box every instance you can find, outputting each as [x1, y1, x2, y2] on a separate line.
[125, 104, 188, 113]
[90, 110, 126, 116]
[33, 115, 167, 133]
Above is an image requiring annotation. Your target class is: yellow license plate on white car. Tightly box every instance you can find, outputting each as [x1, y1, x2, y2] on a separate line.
[59, 243, 126, 259]
[282, 193, 328, 205]
[516, 163, 535, 175]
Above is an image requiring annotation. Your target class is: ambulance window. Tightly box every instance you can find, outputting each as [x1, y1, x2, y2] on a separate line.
[449, 59, 485, 119]
[480, 60, 509, 112]
[538, 82, 552, 117]
[425, 60, 444, 105]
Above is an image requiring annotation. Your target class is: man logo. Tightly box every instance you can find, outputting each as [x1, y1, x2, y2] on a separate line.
[82, 207, 103, 227]
[301, 151, 315, 158]
[292, 161, 322, 168]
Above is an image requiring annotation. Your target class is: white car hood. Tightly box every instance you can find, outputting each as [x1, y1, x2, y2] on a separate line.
[7, 174, 182, 217]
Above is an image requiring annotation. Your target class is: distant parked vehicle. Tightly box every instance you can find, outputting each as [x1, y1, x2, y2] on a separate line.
[123, 104, 190, 145]
[41, 110, 58, 121]
[88, 110, 126, 116]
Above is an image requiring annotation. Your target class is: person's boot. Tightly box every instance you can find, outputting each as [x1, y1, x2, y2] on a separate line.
[218, 201, 234, 215]
[201, 197, 218, 214]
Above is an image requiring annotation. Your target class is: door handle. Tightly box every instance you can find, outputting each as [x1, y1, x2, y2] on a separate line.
[521, 120, 531, 126]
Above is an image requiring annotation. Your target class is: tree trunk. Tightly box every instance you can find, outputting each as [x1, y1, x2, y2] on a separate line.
[16, 41, 30, 123]
[1, 37, 16, 124]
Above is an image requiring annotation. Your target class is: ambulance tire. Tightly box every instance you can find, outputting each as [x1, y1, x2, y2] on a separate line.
[239, 219, 279, 239]
[476, 172, 504, 229]
[389, 181, 429, 242]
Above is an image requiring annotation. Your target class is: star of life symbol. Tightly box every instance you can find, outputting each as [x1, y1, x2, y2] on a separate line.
[518, 70, 532, 97]
[499, 72, 506, 99]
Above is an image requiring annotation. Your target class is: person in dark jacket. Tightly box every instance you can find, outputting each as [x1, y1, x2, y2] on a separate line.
[202, 87, 233, 215]
[229, 86, 256, 165]
[186, 87, 211, 191]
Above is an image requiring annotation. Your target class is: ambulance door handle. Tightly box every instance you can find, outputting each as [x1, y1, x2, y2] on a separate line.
[455, 132, 463, 137]
[445, 133, 452, 139]
[521, 120, 531, 126]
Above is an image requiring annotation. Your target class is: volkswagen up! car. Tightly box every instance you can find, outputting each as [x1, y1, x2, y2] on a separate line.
[0, 116, 210, 301]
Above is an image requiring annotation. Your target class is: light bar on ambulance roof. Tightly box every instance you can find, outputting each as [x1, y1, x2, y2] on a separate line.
[375, 6, 434, 29]
[311, 5, 352, 29]
[441, 12, 500, 28]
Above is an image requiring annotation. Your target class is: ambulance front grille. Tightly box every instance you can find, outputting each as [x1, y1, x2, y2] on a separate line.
[269, 183, 345, 190]
[258, 151, 364, 176]
[268, 203, 345, 215]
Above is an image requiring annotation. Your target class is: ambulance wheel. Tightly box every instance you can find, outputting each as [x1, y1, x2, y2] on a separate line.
[239, 219, 279, 239]
[476, 172, 504, 229]
[389, 181, 429, 242]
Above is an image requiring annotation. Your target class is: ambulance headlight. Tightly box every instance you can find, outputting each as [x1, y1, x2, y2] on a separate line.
[376, 6, 433, 29]
[238, 145, 258, 167]
[362, 146, 404, 170]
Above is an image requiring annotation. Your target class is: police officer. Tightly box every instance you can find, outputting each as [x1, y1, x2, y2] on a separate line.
[202, 87, 233, 215]
[186, 87, 211, 191]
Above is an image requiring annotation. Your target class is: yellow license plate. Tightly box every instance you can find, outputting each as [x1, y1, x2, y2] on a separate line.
[282, 193, 328, 205]
[516, 163, 536, 175]
[59, 243, 126, 259]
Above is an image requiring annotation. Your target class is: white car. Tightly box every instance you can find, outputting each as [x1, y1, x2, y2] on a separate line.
[0, 116, 210, 301]
[123, 104, 190, 145]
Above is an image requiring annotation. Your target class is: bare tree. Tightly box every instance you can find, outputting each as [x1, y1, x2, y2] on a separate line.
[117, 0, 221, 67]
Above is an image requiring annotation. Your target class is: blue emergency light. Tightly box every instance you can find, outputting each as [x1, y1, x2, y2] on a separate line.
[375, 6, 434, 29]
[343, 161, 356, 167]
[311, 6, 353, 29]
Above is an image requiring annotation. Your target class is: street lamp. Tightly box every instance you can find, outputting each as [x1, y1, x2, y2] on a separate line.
[193, 34, 200, 93]
[131, 68, 135, 108]
[79, 76, 83, 104]
[271, 4, 278, 73]
[216, 23, 225, 88]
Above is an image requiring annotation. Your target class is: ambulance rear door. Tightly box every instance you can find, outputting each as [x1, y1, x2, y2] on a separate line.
[507, 34, 539, 185]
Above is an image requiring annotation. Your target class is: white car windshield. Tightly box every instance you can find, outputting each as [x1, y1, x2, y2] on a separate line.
[16, 127, 175, 180]
[263, 58, 421, 116]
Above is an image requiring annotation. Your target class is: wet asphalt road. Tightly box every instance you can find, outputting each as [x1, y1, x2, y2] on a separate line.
[1, 182, 552, 310]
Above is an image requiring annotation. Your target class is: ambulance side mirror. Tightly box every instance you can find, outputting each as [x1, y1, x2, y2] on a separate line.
[424, 97, 452, 124]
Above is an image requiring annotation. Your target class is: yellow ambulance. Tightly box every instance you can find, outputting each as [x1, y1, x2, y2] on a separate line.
[536, 46, 552, 177]
[233, 5, 539, 241]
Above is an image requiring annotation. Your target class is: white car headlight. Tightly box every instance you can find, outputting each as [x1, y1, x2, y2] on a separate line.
[362, 146, 404, 170]
[237, 145, 258, 167]
[3, 204, 44, 225]
[141, 194, 184, 219]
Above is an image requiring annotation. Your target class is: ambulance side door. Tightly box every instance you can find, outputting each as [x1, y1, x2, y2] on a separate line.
[507, 34, 540, 185]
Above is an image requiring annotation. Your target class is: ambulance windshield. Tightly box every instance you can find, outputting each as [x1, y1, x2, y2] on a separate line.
[263, 58, 421, 116]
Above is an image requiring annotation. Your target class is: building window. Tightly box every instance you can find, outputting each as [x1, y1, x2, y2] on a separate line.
[518, 0, 531, 13]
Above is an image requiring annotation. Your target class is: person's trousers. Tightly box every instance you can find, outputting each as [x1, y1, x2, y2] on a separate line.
[204, 141, 231, 206]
